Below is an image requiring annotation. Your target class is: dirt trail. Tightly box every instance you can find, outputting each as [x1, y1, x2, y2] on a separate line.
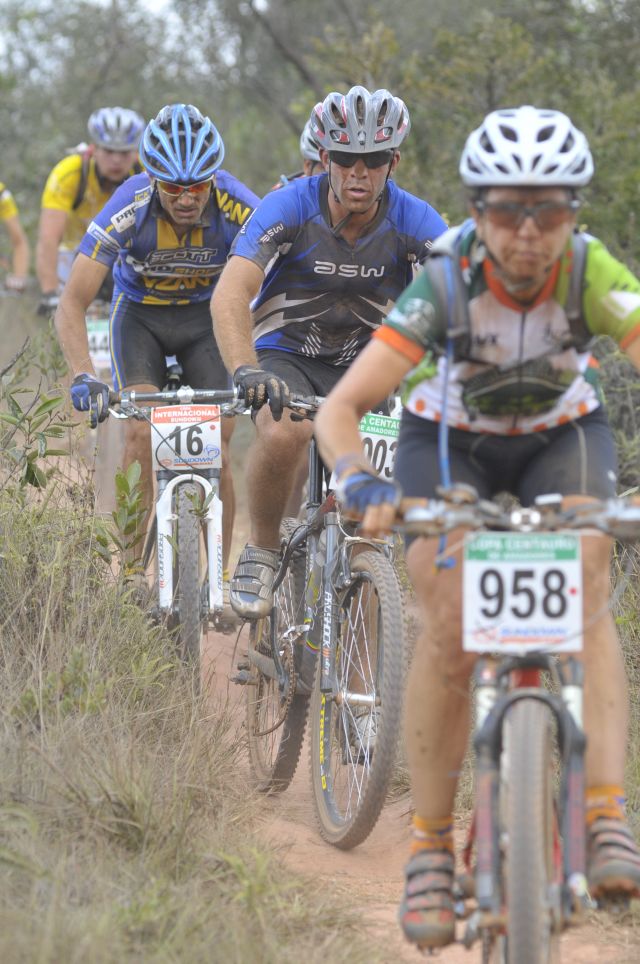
[198, 417, 640, 963]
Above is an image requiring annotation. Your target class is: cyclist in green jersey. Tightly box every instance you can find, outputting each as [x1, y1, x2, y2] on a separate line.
[315, 105, 640, 949]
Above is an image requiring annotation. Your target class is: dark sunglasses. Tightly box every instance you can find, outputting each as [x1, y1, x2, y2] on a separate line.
[328, 149, 395, 170]
[475, 199, 581, 230]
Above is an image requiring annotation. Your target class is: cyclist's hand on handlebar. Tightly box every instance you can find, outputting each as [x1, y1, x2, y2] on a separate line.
[335, 461, 402, 536]
[70, 372, 110, 428]
[233, 364, 290, 421]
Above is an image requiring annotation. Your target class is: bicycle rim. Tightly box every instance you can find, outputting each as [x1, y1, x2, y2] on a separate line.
[502, 698, 561, 964]
[246, 518, 308, 792]
[309, 549, 406, 849]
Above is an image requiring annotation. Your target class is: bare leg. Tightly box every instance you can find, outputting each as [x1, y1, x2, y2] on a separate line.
[246, 408, 314, 548]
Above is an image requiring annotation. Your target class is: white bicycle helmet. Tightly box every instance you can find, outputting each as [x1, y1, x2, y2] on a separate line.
[88, 107, 145, 151]
[310, 85, 410, 153]
[460, 105, 593, 188]
[299, 120, 321, 162]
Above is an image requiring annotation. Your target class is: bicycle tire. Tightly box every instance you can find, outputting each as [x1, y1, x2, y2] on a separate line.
[174, 482, 205, 667]
[308, 548, 406, 849]
[246, 517, 309, 792]
[502, 698, 561, 964]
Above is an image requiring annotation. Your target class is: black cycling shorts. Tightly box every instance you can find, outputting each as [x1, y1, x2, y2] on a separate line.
[395, 407, 618, 522]
[110, 295, 230, 390]
[256, 349, 348, 398]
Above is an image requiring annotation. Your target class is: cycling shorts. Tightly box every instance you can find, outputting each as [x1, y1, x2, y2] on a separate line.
[394, 406, 617, 543]
[256, 349, 349, 398]
[110, 296, 230, 390]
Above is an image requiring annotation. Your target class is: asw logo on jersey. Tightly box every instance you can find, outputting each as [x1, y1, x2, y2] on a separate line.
[313, 261, 385, 278]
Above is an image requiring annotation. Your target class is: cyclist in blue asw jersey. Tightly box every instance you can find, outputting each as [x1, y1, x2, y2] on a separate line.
[211, 84, 447, 620]
[314, 106, 640, 948]
[54, 104, 259, 580]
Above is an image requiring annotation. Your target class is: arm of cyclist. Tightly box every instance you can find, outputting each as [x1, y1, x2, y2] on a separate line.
[315, 338, 414, 536]
[54, 253, 111, 426]
[211, 254, 290, 419]
[35, 208, 68, 308]
[3, 214, 30, 290]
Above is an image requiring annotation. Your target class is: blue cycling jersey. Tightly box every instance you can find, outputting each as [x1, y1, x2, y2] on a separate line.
[78, 171, 259, 305]
[231, 174, 447, 365]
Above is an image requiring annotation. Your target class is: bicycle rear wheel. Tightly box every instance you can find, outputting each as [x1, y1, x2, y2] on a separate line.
[246, 518, 309, 792]
[173, 482, 206, 668]
[308, 549, 406, 849]
[502, 698, 561, 964]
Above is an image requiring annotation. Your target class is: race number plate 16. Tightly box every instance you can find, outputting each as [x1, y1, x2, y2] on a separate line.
[462, 532, 583, 654]
[151, 405, 222, 472]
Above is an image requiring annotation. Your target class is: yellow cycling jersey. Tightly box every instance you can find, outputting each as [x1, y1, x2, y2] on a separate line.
[0, 182, 19, 222]
[40, 153, 139, 250]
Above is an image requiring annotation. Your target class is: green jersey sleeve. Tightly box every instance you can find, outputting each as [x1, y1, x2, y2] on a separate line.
[582, 237, 640, 347]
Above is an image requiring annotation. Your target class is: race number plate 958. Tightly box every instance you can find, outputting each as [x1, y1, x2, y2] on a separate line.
[150, 405, 222, 472]
[462, 532, 583, 653]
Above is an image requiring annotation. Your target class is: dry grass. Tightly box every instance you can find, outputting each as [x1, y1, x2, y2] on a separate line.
[0, 479, 387, 963]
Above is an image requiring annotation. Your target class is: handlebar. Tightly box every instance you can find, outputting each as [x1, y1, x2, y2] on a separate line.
[400, 485, 640, 542]
[107, 387, 323, 419]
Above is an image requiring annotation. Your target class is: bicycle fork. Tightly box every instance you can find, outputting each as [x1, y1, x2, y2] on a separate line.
[155, 473, 223, 617]
[468, 655, 588, 939]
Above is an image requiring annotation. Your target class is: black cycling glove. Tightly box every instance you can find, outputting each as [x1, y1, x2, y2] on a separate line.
[233, 365, 290, 421]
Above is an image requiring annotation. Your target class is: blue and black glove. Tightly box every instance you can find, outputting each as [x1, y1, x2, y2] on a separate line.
[335, 464, 402, 516]
[70, 372, 110, 428]
[233, 364, 290, 421]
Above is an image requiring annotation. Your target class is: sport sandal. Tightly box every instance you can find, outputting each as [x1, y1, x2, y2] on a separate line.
[587, 817, 640, 897]
[229, 544, 279, 619]
[398, 849, 456, 948]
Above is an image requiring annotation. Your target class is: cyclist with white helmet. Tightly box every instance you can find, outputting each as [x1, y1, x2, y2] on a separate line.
[314, 104, 640, 948]
[36, 106, 146, 313]
[55, 104, 259, 583]
[271, 119, 324, 190]
[211, 84, 446, 619]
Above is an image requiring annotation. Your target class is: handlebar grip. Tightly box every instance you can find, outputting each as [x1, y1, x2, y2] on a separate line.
[108, 390, 121, 406]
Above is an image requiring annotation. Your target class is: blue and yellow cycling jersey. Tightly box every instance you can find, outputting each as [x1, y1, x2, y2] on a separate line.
[78, 172, 259, 305]
[231, 174, 447, 366]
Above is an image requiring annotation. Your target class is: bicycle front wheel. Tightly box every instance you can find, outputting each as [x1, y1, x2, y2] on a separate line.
[309, 549, 406, 849]
[246, 518, 309, 792]
[173, 482, 206, 667]
[502, 698, 561, 964]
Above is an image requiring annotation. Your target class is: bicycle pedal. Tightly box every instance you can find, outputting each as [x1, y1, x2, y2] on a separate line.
[230, 668, 252, 685]
[596, 894, 631, 917]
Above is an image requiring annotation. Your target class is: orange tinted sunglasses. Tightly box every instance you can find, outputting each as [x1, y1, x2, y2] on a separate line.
[156, 179, 212, 197]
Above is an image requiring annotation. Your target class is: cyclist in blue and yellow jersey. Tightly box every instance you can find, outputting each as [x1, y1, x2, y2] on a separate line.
[55, 104, 259, 578]
[36, 106, 145, 314]
[0, 181, 30, 292]
[212, 85, 446, 620]
[314, 106, 640, 948]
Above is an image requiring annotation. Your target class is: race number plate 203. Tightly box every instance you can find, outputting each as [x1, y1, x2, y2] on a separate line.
[463, 532, 583, 653]
[359, 412, 399, 480]
[150, 405, 222, 472]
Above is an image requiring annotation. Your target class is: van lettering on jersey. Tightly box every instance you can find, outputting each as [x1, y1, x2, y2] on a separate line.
[313, 261, 385, 278]
[215, 188, 253, 226]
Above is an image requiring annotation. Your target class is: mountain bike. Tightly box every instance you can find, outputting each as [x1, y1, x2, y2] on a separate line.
[402, 487, 640, 961]
[239, 395, 408, 849]
[108, 384, 242, 677]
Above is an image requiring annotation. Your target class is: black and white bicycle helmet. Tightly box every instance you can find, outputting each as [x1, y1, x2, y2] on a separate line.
[310, 85, 410, 153]
[87, 107, 145, 151]
[299, 120, 321, 162]
[459, 105, 593, 188]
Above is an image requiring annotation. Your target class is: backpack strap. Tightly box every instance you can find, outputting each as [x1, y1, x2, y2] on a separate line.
[564, 232, 592, 349]
[71, 146, 94, 211]
[422, 221, 475, 358]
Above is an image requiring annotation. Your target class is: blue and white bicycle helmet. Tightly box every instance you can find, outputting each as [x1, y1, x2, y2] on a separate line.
[139, 104, 225, 183]
[299, 120, 321, 162]
[88, 107, 145, 151]
[460, 105, 593, 188]
[310, 85, 410, 153]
